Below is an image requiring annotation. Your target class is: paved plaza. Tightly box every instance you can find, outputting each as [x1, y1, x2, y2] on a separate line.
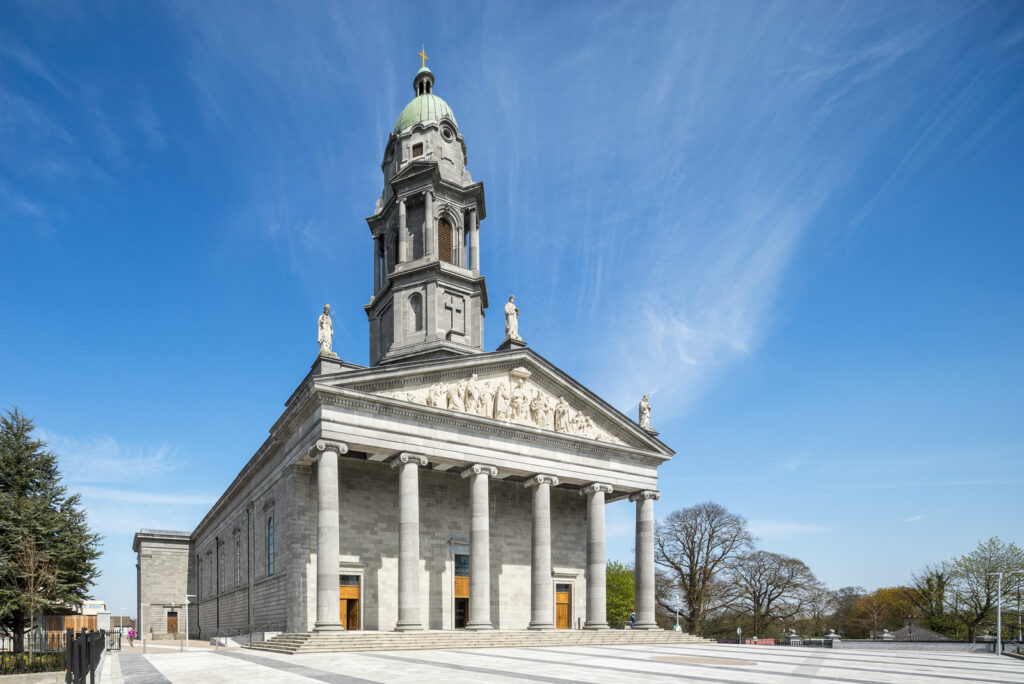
[107, 643, 1024, 683]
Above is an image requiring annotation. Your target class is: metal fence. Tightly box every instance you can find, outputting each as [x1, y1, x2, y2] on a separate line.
[65, 628, 105, 684]
[0, 631, 67, 675]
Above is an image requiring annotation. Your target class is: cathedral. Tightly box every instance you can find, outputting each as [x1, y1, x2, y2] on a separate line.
[134, 59, 673, 640]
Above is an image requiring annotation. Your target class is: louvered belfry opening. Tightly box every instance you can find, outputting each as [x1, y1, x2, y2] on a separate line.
[438, 218, 454, 264]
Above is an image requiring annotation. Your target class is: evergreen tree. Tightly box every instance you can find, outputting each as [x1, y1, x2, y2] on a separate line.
[0, 407, 102, 653]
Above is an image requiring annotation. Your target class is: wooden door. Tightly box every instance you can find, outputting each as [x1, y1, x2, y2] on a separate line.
[555, 584, 571, 629]
[167, 612, 178, 634]
[339, 579, 360, 631]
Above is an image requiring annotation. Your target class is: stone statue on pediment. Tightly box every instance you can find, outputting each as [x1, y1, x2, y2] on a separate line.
[639, 393, 652, 430]
[530, 391, 546, 427]
[465, 374, 482, 414]
[504, 295, 521, 341]
[318, 305, 334, 355]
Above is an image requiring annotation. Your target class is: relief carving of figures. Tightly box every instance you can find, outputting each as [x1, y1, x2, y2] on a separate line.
[639, 393, 651, 429]
[447, 382, 465, 412]
[554, 396, 570, 433]
[494, 382, 511, 421]
[510, 378, 529, 422]
[465, 374, 482, 415]
[478, 382, 495, 418]
[426, 382, 446, 408]
[529, 390, 546, 427]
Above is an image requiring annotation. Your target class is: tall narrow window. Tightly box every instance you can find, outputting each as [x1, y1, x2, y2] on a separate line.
[235, 539, 241, 588]
[267, 516, 275, 576]
[438, 218, 454, 264]
[406, 292, 423, 334]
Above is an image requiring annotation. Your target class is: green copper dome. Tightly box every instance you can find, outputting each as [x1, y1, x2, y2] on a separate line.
[393, 66, 458, 133]
[393, 93, 458, 133]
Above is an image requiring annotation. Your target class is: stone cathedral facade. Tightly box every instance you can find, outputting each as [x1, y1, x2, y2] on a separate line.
[134, 64, 672, 638]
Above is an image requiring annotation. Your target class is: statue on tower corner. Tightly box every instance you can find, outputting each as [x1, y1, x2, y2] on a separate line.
[318, 305, 337, 357]
[639, 393, 652, 430]
[504, 295, 521, 341]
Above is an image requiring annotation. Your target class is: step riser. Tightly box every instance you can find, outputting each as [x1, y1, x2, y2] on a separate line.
[248, 631, 710, 655]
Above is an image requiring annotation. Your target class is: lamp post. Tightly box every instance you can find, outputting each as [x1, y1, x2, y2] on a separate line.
[185, 595, 195, 651]
[989, 571, 1024, 657]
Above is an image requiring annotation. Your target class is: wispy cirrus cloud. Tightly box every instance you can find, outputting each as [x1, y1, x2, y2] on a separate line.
[40, 430, 181, 484]
[905, 515, 924, 523]
[748, 520, 831, 540]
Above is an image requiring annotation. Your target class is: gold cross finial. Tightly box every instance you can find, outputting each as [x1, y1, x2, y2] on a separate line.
[418, 46, 429, 69]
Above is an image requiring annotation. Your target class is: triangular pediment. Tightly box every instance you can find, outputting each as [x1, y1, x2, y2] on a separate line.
[319, 350, 671, 457]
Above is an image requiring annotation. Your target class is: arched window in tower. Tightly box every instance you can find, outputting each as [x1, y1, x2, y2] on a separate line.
[438, 218, 454, 265]
[406, 292, 423, 334]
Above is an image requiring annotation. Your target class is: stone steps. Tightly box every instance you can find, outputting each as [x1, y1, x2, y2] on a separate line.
[248, 629, 711, 654]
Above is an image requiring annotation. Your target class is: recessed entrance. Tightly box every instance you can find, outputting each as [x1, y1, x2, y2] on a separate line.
[339, 575, 360, 630]
[555, 584, 571, 629]
[166, 611, 178, 634]
[454, 554, 469, 629]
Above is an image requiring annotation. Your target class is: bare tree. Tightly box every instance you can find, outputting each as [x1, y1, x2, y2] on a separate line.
[14, 537, 57, 664]
[732, 550, 820, 637]
[654, 502, 753, 635]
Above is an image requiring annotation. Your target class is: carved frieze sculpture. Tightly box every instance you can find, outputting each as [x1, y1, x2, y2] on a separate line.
[379, 366, 624, 445]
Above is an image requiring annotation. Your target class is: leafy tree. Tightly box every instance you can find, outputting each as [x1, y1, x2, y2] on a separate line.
[0, 407, 102, 653]
[850, 587, 913, 639]
[831, 586, 865, 636]
[905, 566, 956, 636]
[732, 550, 821, 637]
[605, 560, 634, 625]
[945, 537, 1024, 642]
[654, 502, 752, 636]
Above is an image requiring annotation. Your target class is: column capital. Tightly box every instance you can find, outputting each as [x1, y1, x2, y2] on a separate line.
[462, 464, 498, 479]
[309, 440, 348, 459]
[525, 474, 559, 488]
[629, 489, 660, 502]
[391, 452, 428, 469]
[579, 483, 613, 496]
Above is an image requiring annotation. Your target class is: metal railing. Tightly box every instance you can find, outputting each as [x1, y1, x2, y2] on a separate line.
[65, 628, 105, 684]
[0, 631, 67, 675]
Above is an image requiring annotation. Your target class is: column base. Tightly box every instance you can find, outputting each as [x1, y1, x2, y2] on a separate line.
[632, 622, 660, 630]
[313, 621, 344, 632]
[394, 622, 424, 632]
[583, 622, 609, 630]
[466, 622, 494, 631]
[527, 622, 555, 631]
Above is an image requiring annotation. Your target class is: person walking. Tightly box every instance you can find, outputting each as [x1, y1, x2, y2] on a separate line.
[128, 628, 136, 647]
[629, 612, 636, 629]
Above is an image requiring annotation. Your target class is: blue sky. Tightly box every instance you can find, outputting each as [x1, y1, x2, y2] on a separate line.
[1, 1, 1022, 619]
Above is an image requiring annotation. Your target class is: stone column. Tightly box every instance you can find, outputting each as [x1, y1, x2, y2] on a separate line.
[393, 453, 428, 631]
[312, 440, 348, 631]
[372, 236, 381, 291]
[630, 490, 660, 630]
[463, 464, 497, 630]
[424, 190, 434, 259]
[398, 198, 407, 263]
[469, 208, 479, 273]
[526, 474, 558, 630]
[581, 483, 613, 629]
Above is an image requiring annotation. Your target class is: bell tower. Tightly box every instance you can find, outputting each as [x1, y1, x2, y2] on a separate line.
[364, 58, 487, 366]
